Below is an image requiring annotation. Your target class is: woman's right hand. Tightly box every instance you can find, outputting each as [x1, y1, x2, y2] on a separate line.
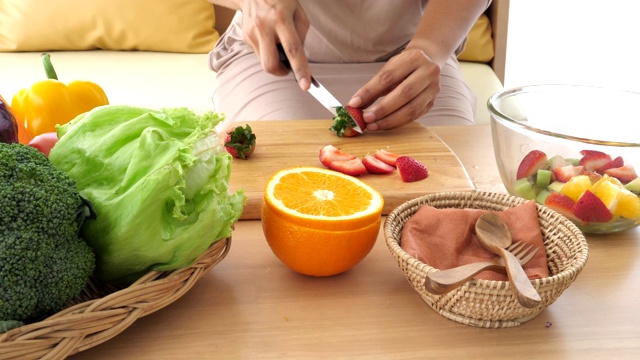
[239, 0, 311, 90]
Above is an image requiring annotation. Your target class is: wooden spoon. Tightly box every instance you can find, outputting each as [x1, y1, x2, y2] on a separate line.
[475, 213, 541, 308]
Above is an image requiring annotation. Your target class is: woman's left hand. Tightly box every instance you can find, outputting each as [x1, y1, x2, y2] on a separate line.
[347, 48, 441, 131]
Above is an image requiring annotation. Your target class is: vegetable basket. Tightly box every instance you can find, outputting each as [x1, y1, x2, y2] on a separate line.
[0, 237, 231, 359]
[385, 191, 589, 328]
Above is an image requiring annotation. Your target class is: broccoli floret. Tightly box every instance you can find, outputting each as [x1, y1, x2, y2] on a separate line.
[0, 143, 95, 332]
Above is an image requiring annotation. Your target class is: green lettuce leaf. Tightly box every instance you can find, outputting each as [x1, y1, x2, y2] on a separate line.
[50, 106, 245, 284]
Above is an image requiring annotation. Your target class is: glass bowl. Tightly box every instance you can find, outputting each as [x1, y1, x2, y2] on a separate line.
[488, 84, 640, 234]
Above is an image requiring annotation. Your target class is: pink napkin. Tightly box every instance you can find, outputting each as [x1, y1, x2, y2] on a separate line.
[400, 201, 549, 281]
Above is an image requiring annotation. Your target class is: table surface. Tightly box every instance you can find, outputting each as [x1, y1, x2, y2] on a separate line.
[71, 124, 640, 360]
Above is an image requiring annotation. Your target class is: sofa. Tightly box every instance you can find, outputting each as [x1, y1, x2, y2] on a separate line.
[0, 0, 508, 126]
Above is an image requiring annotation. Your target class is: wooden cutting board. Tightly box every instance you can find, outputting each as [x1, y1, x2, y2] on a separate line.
[225, 120, 475, 220]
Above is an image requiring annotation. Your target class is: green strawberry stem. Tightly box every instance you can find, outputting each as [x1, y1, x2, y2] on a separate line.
[330, 106, 356, 137]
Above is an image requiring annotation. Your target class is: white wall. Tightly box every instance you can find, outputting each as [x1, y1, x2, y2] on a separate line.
[504, 1, 640, 93]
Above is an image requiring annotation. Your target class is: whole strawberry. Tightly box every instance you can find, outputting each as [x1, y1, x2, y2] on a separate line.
[224, 124, 256, 159]
[330, 106, 366, 137]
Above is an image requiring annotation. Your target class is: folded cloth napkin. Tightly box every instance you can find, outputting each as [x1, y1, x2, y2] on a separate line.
[400, 200, 549, 281]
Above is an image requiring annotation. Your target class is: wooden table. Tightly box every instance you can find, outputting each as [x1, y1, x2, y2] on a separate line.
[71, 125, 640, 359]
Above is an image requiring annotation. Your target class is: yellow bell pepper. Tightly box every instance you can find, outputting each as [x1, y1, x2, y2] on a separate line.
[11, 53, 109, 138]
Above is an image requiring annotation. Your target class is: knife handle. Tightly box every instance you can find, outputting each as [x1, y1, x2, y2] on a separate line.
[277, 44, 292, 71]
[277, 44, 319, 88]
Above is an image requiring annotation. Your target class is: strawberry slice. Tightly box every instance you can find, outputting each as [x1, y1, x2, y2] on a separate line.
[362, 154, 395, 174]
[573, 190, 613, 223]
[319, 145, 356, 168]
[545, 192, 580, 222]
[516, 150, 548, 179]
[580, 150, 609, 158]
[373, 149, 400, 167]
[596, 156, 624, 173]
[330, 106, 365, 137]
[552, 164, 585, 183]
[579, 150, 612, 172]
[604, 165, 638, 184]
[328, 158, 367, 176]
[396, 156, 428, 182]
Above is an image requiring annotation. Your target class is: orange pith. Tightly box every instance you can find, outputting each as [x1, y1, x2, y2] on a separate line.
[262, 166, 384, 277]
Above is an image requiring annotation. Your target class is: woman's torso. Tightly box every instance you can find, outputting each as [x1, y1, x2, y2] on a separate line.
[211, 0, 428, 71]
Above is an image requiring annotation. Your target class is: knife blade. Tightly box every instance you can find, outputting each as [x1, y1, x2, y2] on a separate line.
[277, 44, 363, 133]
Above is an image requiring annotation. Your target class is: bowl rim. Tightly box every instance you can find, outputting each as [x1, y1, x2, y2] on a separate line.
[487, 84, 640, 147]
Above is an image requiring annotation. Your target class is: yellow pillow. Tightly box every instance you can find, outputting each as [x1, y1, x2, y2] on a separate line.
[0, 0, 219, 53]
[458, 14, 495, 63]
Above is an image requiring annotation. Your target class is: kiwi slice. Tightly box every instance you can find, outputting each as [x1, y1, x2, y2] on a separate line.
[514, 177, 537, 200]
[547, 181, 565, 193]
[535, 189, 551, 205]
[625, 177, 640, 194]
[536, 169, 552, 189]
[566, 157, 580, 166]
[547, 155, 569, 169]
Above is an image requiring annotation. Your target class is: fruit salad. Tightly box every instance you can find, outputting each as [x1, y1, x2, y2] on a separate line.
[514, 149, 640, 233]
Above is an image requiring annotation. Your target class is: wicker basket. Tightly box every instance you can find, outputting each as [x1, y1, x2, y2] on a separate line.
[0, 237, 231, 359]
[385, 191, 589, 328]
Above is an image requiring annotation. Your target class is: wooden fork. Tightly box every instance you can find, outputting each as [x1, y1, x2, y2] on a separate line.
[424, 242, 540, 295]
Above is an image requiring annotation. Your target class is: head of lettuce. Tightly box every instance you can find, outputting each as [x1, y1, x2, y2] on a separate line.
[49, 106, 245, 285]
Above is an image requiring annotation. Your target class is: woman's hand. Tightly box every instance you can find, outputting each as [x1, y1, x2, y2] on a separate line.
[239, 0, 312, 90]
[348, 48, 442, 131]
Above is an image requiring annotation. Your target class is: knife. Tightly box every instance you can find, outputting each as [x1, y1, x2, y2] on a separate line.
[277, 44, 363, 133]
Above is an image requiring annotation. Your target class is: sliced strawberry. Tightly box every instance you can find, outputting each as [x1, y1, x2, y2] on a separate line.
[374, 149, 401, 167]
[552, 164, 585, 183]
[596, 156, 624, 173]
[341, 127, 361, 138]
[604, 165, 638, 184]
[516, 150, 548, 179]
[545, 192, 579, 222]
[572, 190, 613, 223]
[330, 106, 365, 137]
[362, 154, 395, 174]
[328, 158, 367, 176]
[580, 150, 609, 158]
[347, 106, 366, 130]
[224, 124, 256, 159]
[396, 156, 428, 182]
[319, 145, 356, 168]
[579, 150, 612, 172]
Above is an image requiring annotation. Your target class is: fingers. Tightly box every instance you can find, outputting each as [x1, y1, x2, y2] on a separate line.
[279, 36, 311, 91]
[241, 1, 311, 91]
[368, 89, 437, 130]
[348, 49, 441, 130]
[290, 9, 311, 90]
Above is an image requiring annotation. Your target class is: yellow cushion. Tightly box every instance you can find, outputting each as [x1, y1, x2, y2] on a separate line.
[0, 0, 219, 53]
[458, 14, 495, 63]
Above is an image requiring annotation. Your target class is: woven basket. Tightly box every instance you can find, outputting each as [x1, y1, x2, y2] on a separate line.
[0, 237, 231, 359]
[385, 191, 589, 328]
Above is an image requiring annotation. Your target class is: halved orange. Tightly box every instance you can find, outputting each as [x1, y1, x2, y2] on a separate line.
[262, 166, 384, 276]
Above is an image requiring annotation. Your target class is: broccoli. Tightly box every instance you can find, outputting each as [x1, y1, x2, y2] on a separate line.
[0, 143, 95, 333]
